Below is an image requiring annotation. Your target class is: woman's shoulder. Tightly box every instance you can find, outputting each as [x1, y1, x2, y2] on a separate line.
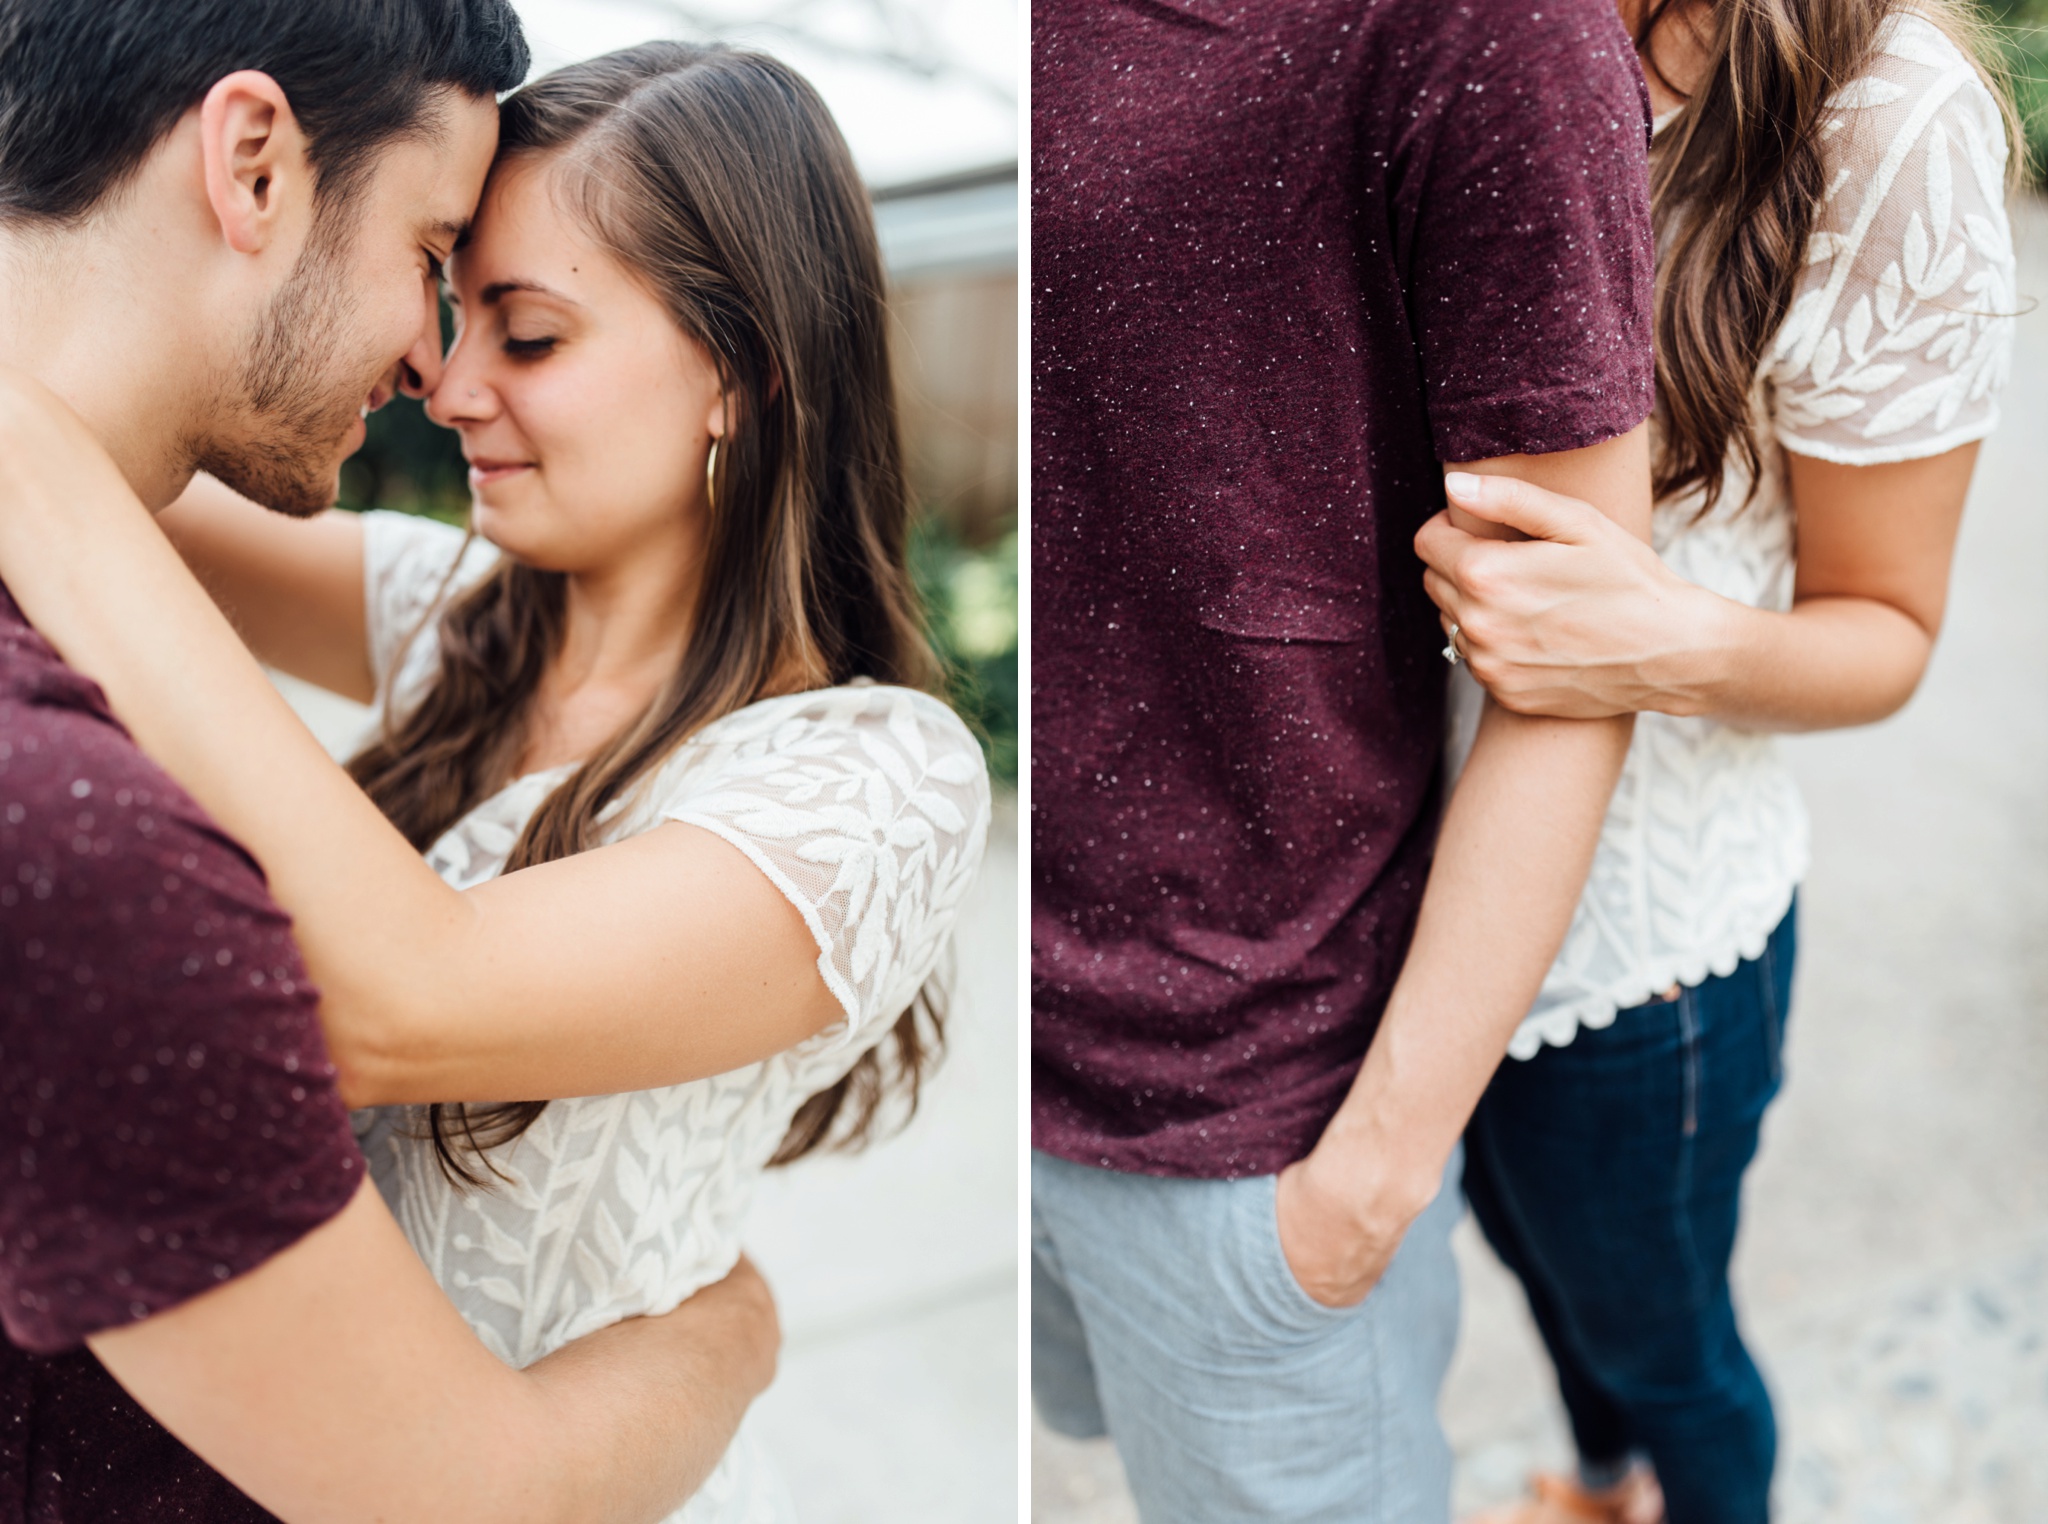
[1872, 10, 1992, 82]
[696, 681, 984, 764]
[1766, 12, 2016, 464]
[641, 680, 990, 834]
[639, 681, 991, 1043]
[1823, 13, 2008, 181]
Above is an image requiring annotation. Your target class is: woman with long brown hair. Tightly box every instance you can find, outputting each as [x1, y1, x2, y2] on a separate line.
[1417, 2, 2017, 1520]
[0, 41, 988, 1523]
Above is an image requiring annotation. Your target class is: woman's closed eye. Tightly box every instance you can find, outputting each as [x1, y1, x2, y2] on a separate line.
[504, 335, 559, 359]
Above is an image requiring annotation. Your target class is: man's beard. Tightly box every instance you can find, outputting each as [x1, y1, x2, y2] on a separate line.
[195, 210, 374, 518]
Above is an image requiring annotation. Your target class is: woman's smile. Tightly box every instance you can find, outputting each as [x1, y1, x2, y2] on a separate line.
[466, 455, 535, 489]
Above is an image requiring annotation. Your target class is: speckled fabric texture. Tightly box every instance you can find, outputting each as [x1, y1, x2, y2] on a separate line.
[0, 582, 361, 1520]
[1031, 0, 1657, 1177]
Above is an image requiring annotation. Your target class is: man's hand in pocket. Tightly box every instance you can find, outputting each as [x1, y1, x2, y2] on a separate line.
[1274, 1147, 1428, 1308]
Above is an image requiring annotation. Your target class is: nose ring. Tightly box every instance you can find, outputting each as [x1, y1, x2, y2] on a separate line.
[467, 388, 480, 399]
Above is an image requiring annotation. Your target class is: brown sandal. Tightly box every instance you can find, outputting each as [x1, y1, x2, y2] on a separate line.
[1461, 1465, 1667, 1524]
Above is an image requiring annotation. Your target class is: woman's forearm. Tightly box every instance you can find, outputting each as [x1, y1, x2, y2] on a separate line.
[1425, 444, 1970, 735]
[527, 1261, 780, 1524]
[0, 439, 839, 1108]
[92, 1183, 777, 1524]
[1661, 589, 1935, 733]
[158, 475, 375, 700]
[0, 463, 480, 1097]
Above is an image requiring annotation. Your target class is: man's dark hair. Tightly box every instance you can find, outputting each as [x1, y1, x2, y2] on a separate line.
[0, 0, 530, 226]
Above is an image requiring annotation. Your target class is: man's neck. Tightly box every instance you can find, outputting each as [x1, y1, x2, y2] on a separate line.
[0, 223, 212, 512]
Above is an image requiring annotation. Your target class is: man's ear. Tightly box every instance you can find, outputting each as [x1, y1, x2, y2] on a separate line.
[199, 71, 312, 256]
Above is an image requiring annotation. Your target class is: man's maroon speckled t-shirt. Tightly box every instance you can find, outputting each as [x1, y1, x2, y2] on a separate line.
[1031, 0, 1658, 1177]
[0, 584, 363, 1520]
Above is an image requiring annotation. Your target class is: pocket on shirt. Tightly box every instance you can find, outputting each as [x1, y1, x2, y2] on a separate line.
[1194, 572, 1371, 645]
[1113, 0, 1238, 28]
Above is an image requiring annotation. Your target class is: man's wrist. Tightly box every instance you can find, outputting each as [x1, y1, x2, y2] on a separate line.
[1299, 1115, 1444, 1239]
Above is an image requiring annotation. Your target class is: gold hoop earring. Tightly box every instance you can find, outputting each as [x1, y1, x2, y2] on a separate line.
[705, 436, 720, 513]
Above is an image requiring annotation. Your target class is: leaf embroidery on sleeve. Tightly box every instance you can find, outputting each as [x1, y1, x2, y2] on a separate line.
[1771, 37, 2015, 449]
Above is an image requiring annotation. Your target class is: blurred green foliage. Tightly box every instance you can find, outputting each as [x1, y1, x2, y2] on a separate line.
[337, 395, 470, 524]
[342, 392, 1020, 788]
[912, 519, 1019, 789]
[1984, 0, 2048, 180]
[337, 298, 471, 525]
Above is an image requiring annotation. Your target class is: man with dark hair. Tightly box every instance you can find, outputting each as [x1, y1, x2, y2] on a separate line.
[0, 3, 778, 1520]
[0, 0, 527, 520]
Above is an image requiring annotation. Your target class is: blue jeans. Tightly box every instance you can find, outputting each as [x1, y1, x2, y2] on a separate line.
[1032, 1149, 1464, 1523]
[1464, 904, 1796, 1524]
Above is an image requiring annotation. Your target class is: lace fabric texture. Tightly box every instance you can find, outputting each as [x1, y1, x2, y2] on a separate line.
[353, 511, 992, 1523]
[1451, 14, 2016, 1060]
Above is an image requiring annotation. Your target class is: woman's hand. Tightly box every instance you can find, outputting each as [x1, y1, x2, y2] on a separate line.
[1415, 471, 1727, 720]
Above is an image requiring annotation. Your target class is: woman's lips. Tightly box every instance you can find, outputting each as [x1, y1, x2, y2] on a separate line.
[468, 459, 535, 488]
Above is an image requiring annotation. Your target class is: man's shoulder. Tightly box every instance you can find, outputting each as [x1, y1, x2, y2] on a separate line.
[1378, 0, 1630, 48]
[1, 583, 121, 729]
[1371, 0, 1642, 101]
[0, 602, 361, 1365]
[0, 595, 274, 923]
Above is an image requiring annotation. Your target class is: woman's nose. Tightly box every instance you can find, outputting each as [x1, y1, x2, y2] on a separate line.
[426, 355, 495, 428]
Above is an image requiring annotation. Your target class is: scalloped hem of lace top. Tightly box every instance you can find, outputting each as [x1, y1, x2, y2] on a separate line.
[1504, 872, 1803, 1062]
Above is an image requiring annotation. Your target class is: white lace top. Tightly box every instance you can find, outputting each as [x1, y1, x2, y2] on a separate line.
[350, 511, 991, 1522]
[1450, 13, 2016, 1059]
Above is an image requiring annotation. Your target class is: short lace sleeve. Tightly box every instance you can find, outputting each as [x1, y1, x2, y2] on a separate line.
[359, 510, 500, 711]
[658, 685, 992, 1047]
[1766, 15, 2017, 465]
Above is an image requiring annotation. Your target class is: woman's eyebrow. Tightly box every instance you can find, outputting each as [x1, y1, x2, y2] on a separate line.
[481, 279, 580, 306]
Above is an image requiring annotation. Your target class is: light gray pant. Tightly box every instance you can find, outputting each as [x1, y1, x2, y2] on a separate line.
[1032, 1147, 1463, 1524]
